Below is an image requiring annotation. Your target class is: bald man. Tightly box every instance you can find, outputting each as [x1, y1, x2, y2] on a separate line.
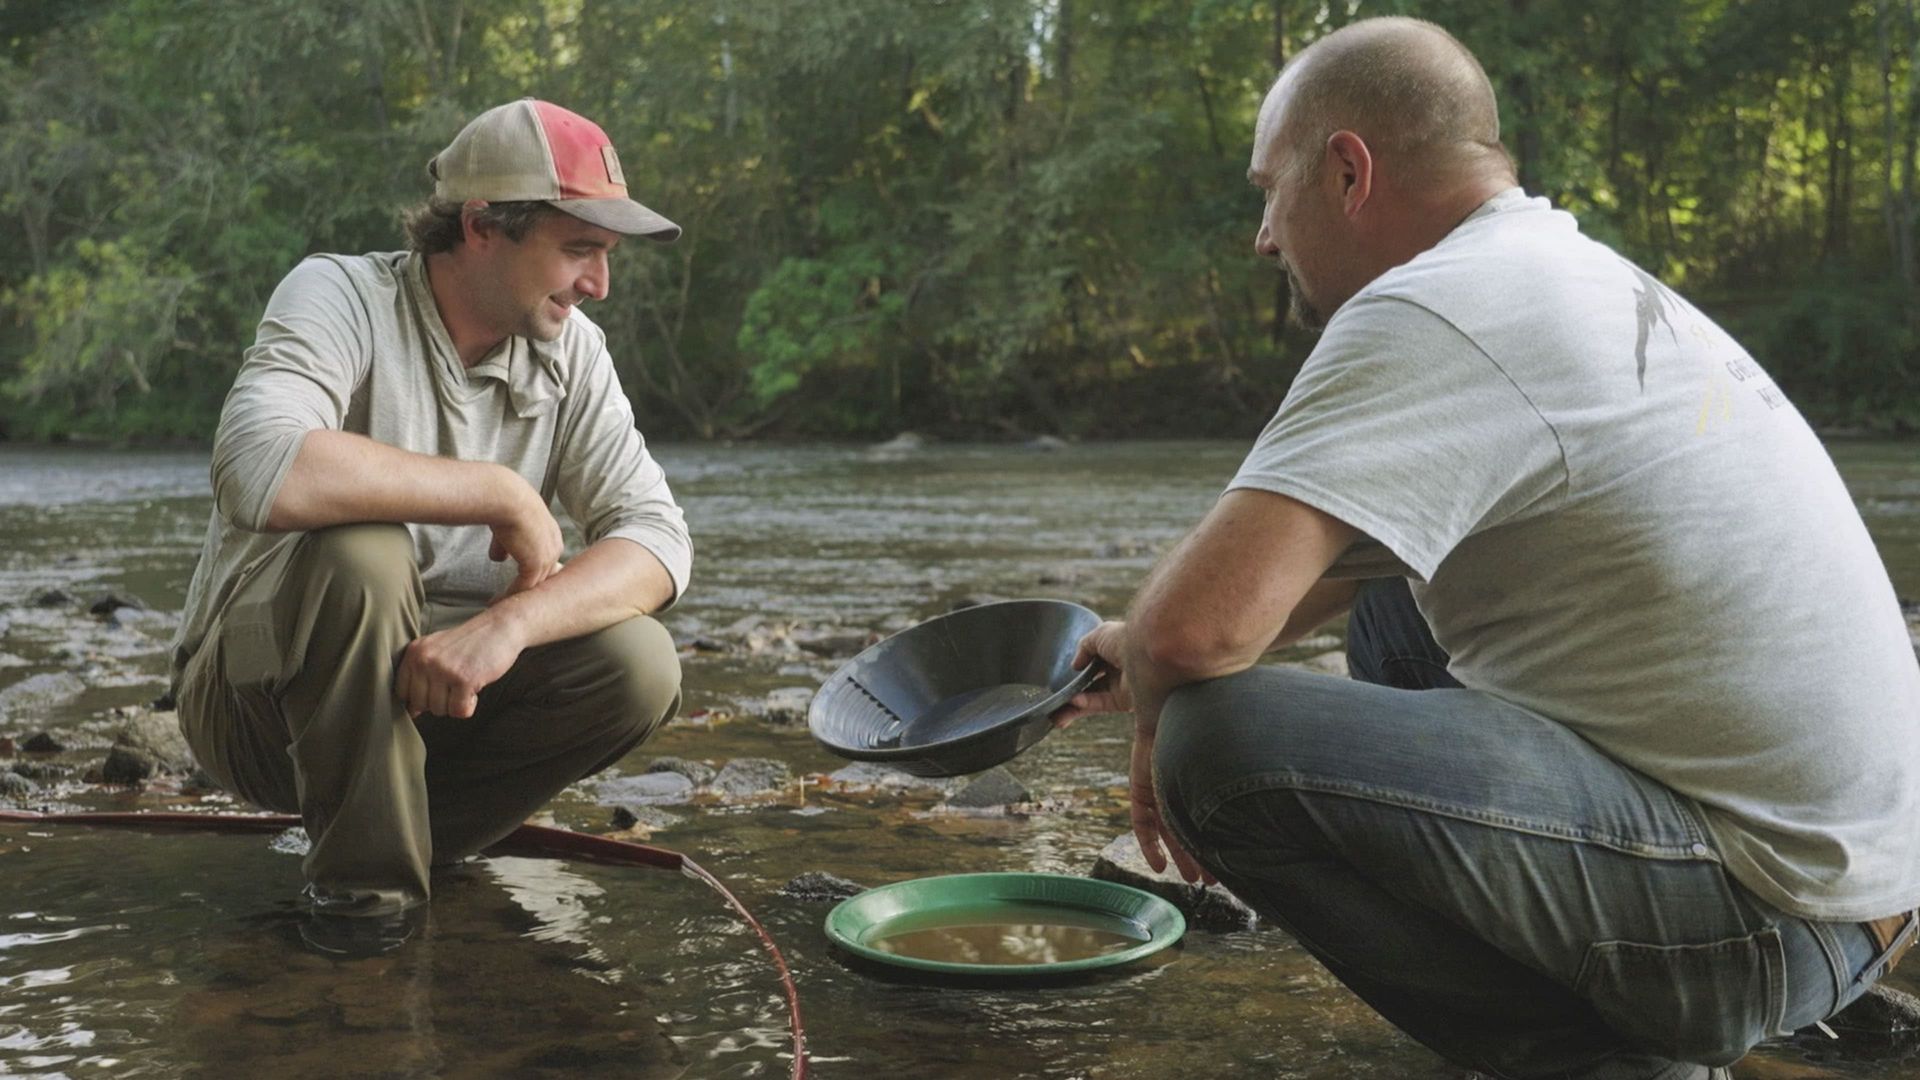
[1060, 16, 1920, 1080]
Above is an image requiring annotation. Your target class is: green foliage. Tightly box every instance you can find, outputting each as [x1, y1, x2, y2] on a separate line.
[0, 0, 1913, 441]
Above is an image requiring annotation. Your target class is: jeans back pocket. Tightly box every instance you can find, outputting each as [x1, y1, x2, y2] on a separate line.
[1574, 926, 1787, 1067]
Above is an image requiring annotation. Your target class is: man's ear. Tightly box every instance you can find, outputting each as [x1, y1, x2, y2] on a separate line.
[460, 200, 496, 249]
[1325, 131, 1373, 217]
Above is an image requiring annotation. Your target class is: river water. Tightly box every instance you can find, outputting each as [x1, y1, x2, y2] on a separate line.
[1, 440, 1917, 1079]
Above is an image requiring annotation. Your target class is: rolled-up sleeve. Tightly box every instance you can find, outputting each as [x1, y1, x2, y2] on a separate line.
[209, 258, 370, 531]
[552, 342, 693, 608]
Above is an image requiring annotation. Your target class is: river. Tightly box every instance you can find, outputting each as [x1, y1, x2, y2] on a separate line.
[1, 439, 1916, 1079]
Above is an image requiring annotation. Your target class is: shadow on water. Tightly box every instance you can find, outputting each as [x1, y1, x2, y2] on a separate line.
[2, 441, 1919, 1078]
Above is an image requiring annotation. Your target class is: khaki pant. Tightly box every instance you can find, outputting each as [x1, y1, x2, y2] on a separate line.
[177, 524, 680, 914]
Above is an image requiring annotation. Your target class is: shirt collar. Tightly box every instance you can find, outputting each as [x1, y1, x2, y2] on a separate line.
[402, 251, 565, 418]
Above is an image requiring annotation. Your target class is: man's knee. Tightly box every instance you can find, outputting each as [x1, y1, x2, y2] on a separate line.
[296, 523, 418, 606]
[1155, 674, 1268, 841]
[577, 615, 683, 741]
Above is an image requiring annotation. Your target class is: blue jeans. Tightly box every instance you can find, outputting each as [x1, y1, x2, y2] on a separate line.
[1154, 578, 1900, 1080]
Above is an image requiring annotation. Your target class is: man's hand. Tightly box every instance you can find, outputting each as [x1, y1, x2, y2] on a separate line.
[487, 478, 565, 602]
[1055, 620, 1212, 885]
[1052, 620, 1133, 727]
[395, 612, 528, 719]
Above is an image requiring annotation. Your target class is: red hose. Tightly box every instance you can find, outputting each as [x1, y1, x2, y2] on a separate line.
[0, 808, 808, 1079]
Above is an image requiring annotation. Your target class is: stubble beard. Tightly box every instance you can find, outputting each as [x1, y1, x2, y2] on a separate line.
[1284, 262, 1325, 332]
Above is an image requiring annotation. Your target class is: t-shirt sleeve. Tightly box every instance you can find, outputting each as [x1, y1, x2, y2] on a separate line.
[551, 341, 693, 609]
[1227, 295, 1567, 581]
[208, 257, 372, 532]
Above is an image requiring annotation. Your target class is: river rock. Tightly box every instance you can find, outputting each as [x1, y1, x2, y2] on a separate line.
[594, 771, 696, 806]
[1097, 537, 1159, 559]
[942, 766, 1032, 809]
[646, 756, 717, 786]
[21, 730, 67, 753]
[0, 770, 37, 801]
[1301, 651, 1348, 677]
[100, 745, 156, 784]
[778, 871, 866, 903]
[1024, 435, 1069, 452]
[0, 736, 13, 756]
[867, 432, 927, 455]
[0, 672, 87, 718]
[1091, 833, 1259, 932]
[113, 709, 194, 773]
[87, 593, 147, 618]
[761, 687, 815, 726]
[712, 757, 792, 798]
[826, 762, 961, 794]
[609, 805, 683, 831]
[30, 587, 75, 608]
[1822, 982, 1920, 1053]
[790, 626, 874, 658]
[1036, 565, 1080, 586]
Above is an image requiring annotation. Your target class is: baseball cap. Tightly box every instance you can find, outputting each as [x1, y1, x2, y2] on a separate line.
[427, 98, 681, 241]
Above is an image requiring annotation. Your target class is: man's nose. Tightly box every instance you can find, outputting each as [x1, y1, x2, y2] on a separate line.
[1254, 220, 1279, 258]
[577, 254, 609, 302]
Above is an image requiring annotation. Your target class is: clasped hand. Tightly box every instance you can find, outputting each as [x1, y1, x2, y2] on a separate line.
[395, 477, 560, 719]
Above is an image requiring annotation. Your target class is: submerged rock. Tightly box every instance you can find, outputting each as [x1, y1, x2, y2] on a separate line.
[30, 588, 74, 608]
[826, 762, 961, 794]
[1091, 833, 1259, 932]
[778, 871, 866, 903]
[0, 673, 87, 719]
[0, 770, 37, 801]
[1828, 981, 1920, 1039]
[594, 771, 696, 806]
[8, 760, 72, 782]
[942, 766, 1033, 809]
[711, 757, 792, 798]
[761, 686, 815, 727]
[645, 756, 717, 786]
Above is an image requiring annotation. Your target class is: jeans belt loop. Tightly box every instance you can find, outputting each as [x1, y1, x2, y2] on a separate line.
[1866, 910, 1920, 975]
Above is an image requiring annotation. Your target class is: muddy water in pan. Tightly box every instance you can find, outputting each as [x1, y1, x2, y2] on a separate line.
[1, 440, 1918, 1079]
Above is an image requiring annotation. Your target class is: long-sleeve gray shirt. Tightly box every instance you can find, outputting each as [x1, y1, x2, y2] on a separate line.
[171, 250, 692, 682]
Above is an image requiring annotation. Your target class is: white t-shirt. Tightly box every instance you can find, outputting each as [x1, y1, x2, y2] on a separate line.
[1230, 188, 1920, 922]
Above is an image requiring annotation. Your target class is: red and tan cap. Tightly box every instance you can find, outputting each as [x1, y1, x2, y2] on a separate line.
[428, 98, 680, 241]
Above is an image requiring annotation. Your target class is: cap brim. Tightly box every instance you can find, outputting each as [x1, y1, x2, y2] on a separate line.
[551, 197, 681, 241]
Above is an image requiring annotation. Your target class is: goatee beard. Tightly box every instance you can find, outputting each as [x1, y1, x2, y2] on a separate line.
[1284, 263, 1324, 332]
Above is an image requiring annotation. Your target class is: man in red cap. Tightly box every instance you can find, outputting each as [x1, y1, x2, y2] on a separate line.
[170, 99, 691, 954]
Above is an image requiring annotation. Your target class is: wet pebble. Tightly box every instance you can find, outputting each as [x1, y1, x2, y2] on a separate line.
[941, 766, 1033, 810]
[1091, 833, 1259, 932]
[594, 771, 696, 806]
[609, 805, 683, 831]
[789, 626, 875, 658]
[778, 871, 867, 903]
[711, 757, 792, 798]
[30, 587, 75, 608]
[646, 756, 716, 786]
[761, 686, 814, 726]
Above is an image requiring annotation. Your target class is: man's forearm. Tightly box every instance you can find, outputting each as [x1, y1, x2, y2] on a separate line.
[264, 429, 527, 532]
[479, 537, 676, 651]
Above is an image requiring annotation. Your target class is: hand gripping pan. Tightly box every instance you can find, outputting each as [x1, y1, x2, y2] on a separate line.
[809, 600, 1105, 777]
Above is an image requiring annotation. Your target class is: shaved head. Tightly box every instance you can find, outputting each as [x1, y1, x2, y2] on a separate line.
[1254, 17, 1514, 192]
